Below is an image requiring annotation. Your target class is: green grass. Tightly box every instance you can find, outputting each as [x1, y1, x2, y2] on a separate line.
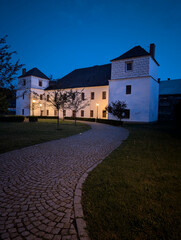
[82, 123, 181, 240]
[0, 119, 91, 154]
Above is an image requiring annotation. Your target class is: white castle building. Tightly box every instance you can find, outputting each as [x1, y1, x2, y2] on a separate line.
[16, 44, 159, 122]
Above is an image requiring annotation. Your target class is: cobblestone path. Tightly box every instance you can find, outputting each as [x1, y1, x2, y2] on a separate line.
[0, 122, 129, 240]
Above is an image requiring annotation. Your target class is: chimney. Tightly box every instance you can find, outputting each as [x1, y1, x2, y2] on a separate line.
[150, 43, 155, 59]
[22, 68, 26, 76]
[168, 78, 170, 81]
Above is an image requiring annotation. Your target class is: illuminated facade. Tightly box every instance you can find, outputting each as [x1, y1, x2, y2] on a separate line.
[16, 44, 159, 122]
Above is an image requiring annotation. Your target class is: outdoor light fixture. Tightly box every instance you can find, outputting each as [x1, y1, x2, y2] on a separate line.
[40, 104, 42, 107]
[33, 99, 36, 103]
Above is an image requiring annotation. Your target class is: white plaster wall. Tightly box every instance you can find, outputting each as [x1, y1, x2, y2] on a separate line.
[149, 57, 158, 80]
[30, 76, 49, 89]
[149, 79, 159, 121]
[18, 76, 31, 89]
[44, 86, 109, 119]
[16, 89, 30, 116]
[108, 77, 151, 122]
[111, 56, 150, 80]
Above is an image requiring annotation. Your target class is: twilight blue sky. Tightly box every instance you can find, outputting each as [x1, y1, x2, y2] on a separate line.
[0, 0, 181, 86]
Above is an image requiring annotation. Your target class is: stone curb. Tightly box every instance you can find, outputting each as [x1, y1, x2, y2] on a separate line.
[73, 160, 102, 240]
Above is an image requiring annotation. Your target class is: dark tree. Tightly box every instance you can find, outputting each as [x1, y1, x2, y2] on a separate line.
[46, 90, 69, 128]
[105, 100, 127, 121]
[0, 35, 23, 113]
[0, 35, 24, 88]
[68, 89, 89, 125]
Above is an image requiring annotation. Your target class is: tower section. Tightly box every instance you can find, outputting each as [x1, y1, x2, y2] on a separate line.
[108, 44, 159, 122]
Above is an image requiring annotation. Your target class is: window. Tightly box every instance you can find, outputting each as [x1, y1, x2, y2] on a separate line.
[63, 110, 66, 117]
[102, 91, 106, 99]
[81, 92, 85, 100]
[23, 93, 25, 100]
[40, 110, 43, 116]
[126, 85, 131, 94]
[102, 110, 106, 118]
[91, 92, 95, 100]
[122, 109, 130, 119]
[90, 110, 94, 118]
[81, 110, 84, 117]
[39, 80, 42, 87]
[47, 95, 50, 101]
[47, 110, 49, 116]
[23, 79, 26, 86]
[22, 109, 24, 115]
[54, 110, 57, 116]
[72, 110, 76, 118]
[40, 94, 43, 100]
[126, 62, 133, 71]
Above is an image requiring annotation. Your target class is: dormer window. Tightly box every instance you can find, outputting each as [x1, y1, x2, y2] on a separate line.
[126, 62, 133, 71]
[39, 80, 42, 87]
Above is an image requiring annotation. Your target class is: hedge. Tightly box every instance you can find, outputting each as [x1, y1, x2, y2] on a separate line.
[64, 117, 123, 126]
[0, 115, 25, 122]
[28, 116, 38, 122]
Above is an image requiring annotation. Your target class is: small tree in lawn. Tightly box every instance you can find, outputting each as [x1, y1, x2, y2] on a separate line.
[46, 90, 69, 129]
[105, 100, 127, 122]
[68, 89, 89, 125]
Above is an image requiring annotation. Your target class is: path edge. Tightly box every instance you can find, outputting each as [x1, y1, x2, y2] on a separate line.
[73, 159, 102, 240]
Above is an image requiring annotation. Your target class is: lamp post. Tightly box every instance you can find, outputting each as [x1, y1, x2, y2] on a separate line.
[32, 100, 36, 116]
[40, 104, 42, 116]
[96, 103, 99, 120]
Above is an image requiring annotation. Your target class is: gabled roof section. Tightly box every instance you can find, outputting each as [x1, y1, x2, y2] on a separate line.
[111, 46, 150, 61]
[19, 67, 49, 80]
[159, 79, 181, 95]
[46, 64, 111, 90]
[111, 45, 159, 65]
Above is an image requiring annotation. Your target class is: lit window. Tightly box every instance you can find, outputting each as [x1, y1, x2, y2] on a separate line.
[81, 110, 84, 117]
[72, 110, 76, 118]
[91, 92, 94, 100]
[102, 91, 106, 99]
[126, 62, 133, 71]
[39, 80, 42, 87]
[102, 110, 106, 118]
[90, 110, 94, 117]
[126, 85, 131, 94]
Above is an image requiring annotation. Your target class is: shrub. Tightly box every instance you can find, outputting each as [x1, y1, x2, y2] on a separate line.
[37, 116, 58, 119]
[28, 116, 38, 122]
[64, 117, 123, 126]
[0, 115, 25, 122]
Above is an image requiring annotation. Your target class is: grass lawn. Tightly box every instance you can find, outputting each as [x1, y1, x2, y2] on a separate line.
[82, 123, 181, 240]
[0, 119, 91, 154]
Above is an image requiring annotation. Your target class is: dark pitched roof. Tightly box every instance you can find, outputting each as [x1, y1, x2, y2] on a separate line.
[19, 67, 49, 80]
[111, 45, 159, 65]
[159, 79, 181, 95]
[46, 64, 111, 90]
[111, 46, 150, 61]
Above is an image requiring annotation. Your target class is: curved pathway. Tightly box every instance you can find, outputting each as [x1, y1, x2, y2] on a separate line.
[0, 122, 129, 240]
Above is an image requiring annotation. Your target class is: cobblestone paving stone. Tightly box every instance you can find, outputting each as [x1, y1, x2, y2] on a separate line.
[0, 122, 129, 240]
